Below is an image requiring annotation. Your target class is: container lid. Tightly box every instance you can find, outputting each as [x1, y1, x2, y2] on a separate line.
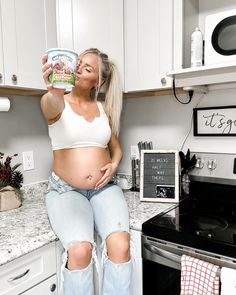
[46, 48, 78, 56]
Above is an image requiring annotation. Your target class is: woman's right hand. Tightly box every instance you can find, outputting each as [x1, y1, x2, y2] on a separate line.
[42, 54, 64, 97]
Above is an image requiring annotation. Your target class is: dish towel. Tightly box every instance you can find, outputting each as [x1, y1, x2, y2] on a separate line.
[180, 254, 220, 295]
[220, 267, 236, 295]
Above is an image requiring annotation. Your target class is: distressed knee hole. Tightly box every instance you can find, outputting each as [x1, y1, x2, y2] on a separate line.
[67, 241, 94, 270]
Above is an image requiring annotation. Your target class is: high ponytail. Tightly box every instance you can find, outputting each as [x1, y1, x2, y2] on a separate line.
[104, 61, 122, 136]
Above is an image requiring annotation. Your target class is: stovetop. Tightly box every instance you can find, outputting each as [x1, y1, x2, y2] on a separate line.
[142, 152, 236, 258]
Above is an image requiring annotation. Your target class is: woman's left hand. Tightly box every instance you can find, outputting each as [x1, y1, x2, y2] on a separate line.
[95, 162, 117, 189]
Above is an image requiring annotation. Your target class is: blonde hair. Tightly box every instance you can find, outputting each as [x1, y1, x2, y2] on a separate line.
[80, 48, 123, 137]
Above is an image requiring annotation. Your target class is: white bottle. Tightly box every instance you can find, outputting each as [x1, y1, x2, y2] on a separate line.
[191, 27, 203, 67]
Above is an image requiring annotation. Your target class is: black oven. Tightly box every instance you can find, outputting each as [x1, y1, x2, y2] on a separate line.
[141, 153, 236, 295]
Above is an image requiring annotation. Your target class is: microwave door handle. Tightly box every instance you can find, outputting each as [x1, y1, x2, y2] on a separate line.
[144, 243, 181, 270]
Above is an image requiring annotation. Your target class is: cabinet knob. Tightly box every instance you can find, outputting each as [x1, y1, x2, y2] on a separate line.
[12, 74, 18, 83]
[0, 73, 2, 81]
[50, 283, 57, 292]
[161, 77, 166, 85]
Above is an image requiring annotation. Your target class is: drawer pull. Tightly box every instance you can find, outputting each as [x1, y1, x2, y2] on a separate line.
[8, 269, 30, 282]
[50, 283, 57, 292]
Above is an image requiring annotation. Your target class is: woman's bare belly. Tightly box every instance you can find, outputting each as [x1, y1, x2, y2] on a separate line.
[53, 147, 112, 189]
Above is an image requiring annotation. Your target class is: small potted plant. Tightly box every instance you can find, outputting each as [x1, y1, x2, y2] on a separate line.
[0, 152, 24, 211]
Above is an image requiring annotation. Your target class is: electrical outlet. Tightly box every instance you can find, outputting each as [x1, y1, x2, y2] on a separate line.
[22, 151, 34, 171]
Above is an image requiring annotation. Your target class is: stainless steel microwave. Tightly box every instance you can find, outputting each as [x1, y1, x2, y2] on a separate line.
[204, 9, 236, 65]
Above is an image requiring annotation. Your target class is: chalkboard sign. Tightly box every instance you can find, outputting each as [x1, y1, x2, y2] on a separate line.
[140, 150, 179, 203]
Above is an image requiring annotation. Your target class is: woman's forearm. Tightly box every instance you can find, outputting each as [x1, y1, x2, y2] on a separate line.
[41, 91, 65, 121]
[108, 135, 123, 171]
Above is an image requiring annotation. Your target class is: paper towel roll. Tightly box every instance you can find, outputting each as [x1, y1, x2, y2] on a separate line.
[0, 97, 10, 111]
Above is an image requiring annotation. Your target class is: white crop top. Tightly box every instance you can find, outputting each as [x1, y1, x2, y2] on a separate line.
[48, 100, 111, 150]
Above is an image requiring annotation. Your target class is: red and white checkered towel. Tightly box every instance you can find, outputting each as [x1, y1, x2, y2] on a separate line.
[180, 254, 220, 295]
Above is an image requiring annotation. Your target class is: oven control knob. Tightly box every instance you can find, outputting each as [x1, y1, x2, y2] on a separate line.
[207, 159, 217, 171]
[207, 233, 213, 238]
[195, 158, 204, 169]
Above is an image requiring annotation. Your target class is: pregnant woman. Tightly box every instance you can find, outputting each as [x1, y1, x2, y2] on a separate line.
[41, 48, 132, 295]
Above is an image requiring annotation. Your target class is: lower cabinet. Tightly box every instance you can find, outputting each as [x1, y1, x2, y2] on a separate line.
[0, 242, 57, 295]
[130, 229, 142, 295]
[22, 275, 57, 294]
[55, 240, 64, 295]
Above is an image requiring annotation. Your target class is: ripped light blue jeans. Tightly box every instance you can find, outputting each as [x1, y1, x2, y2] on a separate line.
[46, 172, 132, 295]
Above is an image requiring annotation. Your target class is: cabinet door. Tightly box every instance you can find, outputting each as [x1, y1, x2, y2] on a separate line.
[56, 0, 124, 88]
[22, 275, 57, 295]
[0, 0, 57, 89]
[124, 0, 183, 92]
[130, 229, 142, 295]
[0, 7, 4, 86]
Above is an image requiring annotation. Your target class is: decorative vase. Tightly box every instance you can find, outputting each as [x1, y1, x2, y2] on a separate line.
[181, 171, 190, 195]
[0, 186, 22, 212]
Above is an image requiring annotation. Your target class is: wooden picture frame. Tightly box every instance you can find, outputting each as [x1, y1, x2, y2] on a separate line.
[140, 150, 179, 203]
[193, 105, 236, 136]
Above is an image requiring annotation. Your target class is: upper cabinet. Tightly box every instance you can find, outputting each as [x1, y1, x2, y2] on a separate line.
[0, 0, 57, 90]
[56, 0, 183, 93]
[124, 0, 183, 92]
[56, 0, 124, 87]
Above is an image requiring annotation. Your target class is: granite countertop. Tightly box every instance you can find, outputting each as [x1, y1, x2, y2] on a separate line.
[0, 182, 175, 266]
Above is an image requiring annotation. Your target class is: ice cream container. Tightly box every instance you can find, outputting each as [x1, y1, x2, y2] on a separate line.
[46, 48, 78, 90]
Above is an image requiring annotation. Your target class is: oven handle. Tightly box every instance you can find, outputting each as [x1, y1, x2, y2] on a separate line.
[144, 243, 181, 265]
[143, 243, 222, 277]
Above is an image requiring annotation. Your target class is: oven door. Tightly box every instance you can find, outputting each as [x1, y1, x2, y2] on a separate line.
[142, 235, 181, 295]
[142, 234, 236, 295]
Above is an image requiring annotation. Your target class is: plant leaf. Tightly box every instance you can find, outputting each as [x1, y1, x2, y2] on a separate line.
[11, 163, 22, 171]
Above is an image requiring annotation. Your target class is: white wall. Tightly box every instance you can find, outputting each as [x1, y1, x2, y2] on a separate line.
[198, 0, 236, 31]
[0, 95, 52, 185]
[1, 87, 236, 184]
[119, 87, 236, 174]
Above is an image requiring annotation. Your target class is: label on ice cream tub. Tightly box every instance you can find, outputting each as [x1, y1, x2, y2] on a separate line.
[46, 48, 78, 90]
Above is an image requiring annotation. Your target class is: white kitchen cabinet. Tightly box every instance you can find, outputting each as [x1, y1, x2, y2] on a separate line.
[22, 275, 57, 295]
[55, 240, 64, 295]
[124, 0, 183, 92]
[130, 229, 142, 295]
[0, 8, 4, 86]
[0, 242, 57, 295]
[0, 0, 57, 90]
[56, 0, 124, 87]
[56, 0, 183, 93]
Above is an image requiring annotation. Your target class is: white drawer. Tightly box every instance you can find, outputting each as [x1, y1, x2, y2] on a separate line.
[22, 274, 57, 295]
[0, 242, 56, 295]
